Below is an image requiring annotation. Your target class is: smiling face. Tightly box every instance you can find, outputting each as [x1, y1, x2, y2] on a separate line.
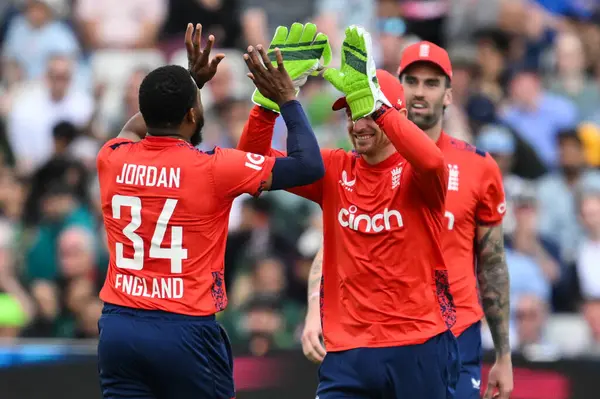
[400, 62, 452, 132]
[345, 110, 391, 156]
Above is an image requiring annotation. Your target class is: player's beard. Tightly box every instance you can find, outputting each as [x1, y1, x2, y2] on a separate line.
[407, 97, 445, 131]
[350, 130, 390, 156]
[190, 116, 204, 147]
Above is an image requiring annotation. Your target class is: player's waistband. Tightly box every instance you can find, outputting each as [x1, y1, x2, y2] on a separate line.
[102, 303, 216, 322]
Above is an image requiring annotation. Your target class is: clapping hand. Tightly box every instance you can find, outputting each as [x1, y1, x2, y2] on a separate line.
[184, 23, 225, 88]
[251, 22, 331, 112]
[244, 45, 296, 107]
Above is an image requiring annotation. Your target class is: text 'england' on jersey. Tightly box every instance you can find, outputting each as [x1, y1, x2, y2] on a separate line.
[96, 136, 275, 316]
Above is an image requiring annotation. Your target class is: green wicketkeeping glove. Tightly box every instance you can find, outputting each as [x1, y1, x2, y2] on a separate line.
[252, 22, 332, 112]
[323, 25, 391, 120]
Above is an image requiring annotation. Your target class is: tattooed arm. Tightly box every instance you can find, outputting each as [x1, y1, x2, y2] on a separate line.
[301, 246, 326, 363]
[307, 248, 323, 303]
[476, 223, 510, 356]
[477, 223, 514, 399]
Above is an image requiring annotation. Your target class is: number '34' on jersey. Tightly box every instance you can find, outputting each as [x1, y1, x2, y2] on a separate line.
[96, 136, 276, 316]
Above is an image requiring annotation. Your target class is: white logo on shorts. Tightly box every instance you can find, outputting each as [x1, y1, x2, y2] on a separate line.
[471, 378, 481, 390]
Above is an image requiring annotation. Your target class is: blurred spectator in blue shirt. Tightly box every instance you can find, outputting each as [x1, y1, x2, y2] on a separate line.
[2, 0, 79, 80]
[501, 66, 577, 168]
[506, 248, 551, 308]
[537, 130, 600, 263]
[476, 124, 526, 235]
[506, 185, 562, 289]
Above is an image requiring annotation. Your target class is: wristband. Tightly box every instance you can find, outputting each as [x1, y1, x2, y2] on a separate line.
[371, 104, 391, 121]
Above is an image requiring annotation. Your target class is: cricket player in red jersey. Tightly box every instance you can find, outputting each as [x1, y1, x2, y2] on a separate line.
[96, 24, 325, 399]
[396, 41, 513, 399]
[303, 42, 515, 399]
[238, 25, 459, 399]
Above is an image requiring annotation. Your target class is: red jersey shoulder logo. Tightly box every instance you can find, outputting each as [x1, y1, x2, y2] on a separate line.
[339, 170, 356, 192]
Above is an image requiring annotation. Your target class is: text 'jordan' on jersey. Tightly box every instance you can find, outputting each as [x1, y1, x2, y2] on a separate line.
[97, 136, 275, 316]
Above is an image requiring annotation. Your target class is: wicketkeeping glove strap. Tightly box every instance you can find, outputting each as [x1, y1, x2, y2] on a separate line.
[252, 88, 299, 113]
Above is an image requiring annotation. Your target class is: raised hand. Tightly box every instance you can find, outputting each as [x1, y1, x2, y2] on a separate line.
[323, 25, 391, 120]
[244, 45, 296, 107]
[184, 23, 225, 88]
[252, 22, 332, 112]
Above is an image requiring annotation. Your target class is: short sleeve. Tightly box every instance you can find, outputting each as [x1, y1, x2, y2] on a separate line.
[475, 154, 506, 225]
[211, 147, 276, 199]
[96, 138, 134, 170]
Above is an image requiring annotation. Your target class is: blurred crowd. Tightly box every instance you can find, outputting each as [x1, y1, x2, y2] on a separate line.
[0, 0, 600, 359]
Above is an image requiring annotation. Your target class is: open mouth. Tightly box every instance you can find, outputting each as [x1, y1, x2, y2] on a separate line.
[410, 102, 428, 112]
[354, 134, 375, 142]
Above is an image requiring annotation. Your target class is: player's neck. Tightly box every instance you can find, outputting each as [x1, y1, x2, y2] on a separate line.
[147, 129, 188, 142]
[362, 144, 397, 165]
[424, 123, 443, 143]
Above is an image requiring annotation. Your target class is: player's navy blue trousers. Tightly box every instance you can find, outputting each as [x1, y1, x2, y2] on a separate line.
[97, 303, 235, 399]
[317, 330, 460, 399]
[455, 321, 482, 399]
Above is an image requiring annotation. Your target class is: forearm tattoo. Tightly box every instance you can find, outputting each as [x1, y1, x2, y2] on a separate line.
[477, 224, 511, 355]
[307, 248, 324, 302]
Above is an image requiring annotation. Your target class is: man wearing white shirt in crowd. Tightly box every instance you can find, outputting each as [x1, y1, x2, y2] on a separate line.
[75, 0, 166, 50]
[2, 0, 79, 80]
[7, 54, 93, 175]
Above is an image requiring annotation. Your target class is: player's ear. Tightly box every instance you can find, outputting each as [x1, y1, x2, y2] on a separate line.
[185, 108, 196, 124]
[443, 87, 452, 108]
[399, 108, 408, 117]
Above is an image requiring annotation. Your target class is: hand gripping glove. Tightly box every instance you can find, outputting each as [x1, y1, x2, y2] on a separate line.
[323, 25, 391, 120]
[252, 22, 332, 112]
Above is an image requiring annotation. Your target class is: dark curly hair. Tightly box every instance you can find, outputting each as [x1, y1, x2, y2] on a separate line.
[138, 65, 198, 130]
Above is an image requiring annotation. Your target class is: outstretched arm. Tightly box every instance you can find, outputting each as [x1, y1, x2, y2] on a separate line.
[374, 107, 448, 207]
[238, 105, 282, 157]
[214, 48, 325, 198]
[267, 100, 324, 190]
[374, 107, 445, 174]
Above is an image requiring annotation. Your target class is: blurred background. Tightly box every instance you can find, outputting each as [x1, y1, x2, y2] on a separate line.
[0, 0, 600, 398]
